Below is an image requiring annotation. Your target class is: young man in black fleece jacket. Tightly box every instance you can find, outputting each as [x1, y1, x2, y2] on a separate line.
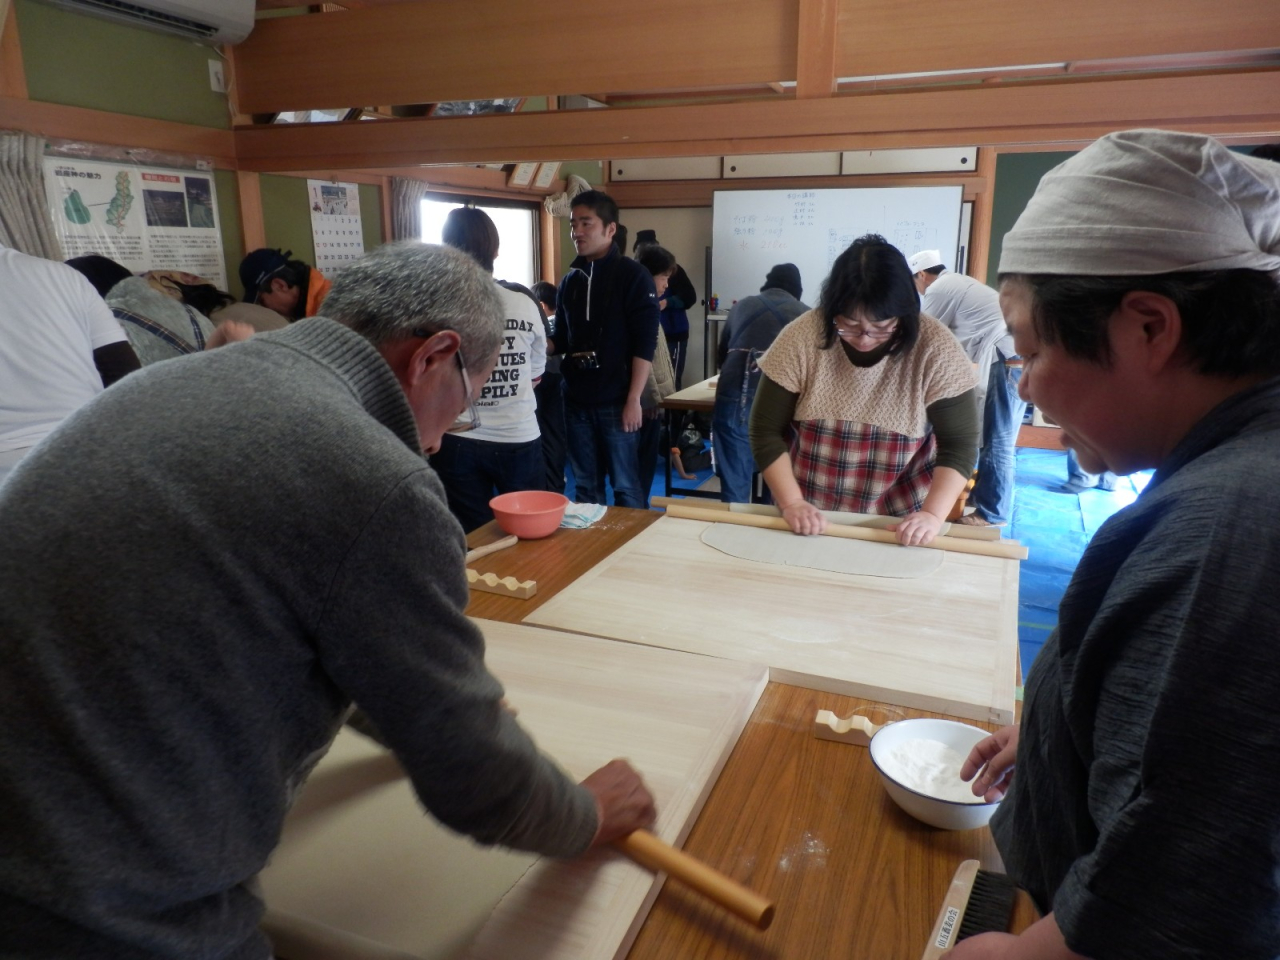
[555, 190, 661, 507]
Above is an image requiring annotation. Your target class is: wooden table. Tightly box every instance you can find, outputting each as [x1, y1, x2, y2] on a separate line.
[658, 376, 720, 501]
[466, 509, 1038, 959]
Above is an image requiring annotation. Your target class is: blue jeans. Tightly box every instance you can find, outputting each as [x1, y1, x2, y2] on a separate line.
[637, 413, 664, 502]
[970, 356, 1027, 525]
[712, 394, 756, 504]
[429, 434, 544, 533]
[564, 399, 645, 508]
[1066, 448, 1117, 491]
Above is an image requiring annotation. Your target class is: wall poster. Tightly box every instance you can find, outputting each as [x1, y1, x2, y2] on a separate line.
[43, 156, 227, 289]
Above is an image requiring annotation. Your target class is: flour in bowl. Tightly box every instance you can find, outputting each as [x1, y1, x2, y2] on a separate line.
[879, 739, 985, 804]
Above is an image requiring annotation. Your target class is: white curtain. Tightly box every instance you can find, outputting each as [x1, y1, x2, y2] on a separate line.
[0, 131, 61, 259]
[391, 177, 429, 242]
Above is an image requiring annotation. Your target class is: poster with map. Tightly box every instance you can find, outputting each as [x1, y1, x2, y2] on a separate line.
[43, 157, 228, 289]
[308, 179, 364, 276]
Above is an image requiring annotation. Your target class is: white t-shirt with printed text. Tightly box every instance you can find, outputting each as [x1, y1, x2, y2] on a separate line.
[468, 282, 547, 444]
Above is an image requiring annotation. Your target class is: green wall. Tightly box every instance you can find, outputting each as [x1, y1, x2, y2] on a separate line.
[214, 168, 244, 291]
[986, 152, 1075, 286]
[15, 0, 231, 129]
[15, 0, 383, 294]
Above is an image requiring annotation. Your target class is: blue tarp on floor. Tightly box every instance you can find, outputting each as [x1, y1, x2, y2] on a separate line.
[1009, 449, 1151, 679]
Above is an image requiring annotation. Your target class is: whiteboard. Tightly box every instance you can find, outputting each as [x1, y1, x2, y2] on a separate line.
[711, 186, 964, 308]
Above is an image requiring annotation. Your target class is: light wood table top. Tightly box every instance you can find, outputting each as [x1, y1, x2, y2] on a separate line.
[660, 376, 718, 412]
[466, 509, 1038, 959]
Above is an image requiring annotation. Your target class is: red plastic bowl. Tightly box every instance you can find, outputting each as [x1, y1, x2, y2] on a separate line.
[489, 491, 569, 539]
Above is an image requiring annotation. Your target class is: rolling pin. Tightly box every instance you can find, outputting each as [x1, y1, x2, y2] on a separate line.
[664, 502, 1028, 561]
[614, 829, 775, 930]
[652, 499, 1001, 541]
[464, 534, 518, 565]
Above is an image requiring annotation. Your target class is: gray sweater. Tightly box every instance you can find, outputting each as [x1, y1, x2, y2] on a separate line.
[0, 318, 596, 958]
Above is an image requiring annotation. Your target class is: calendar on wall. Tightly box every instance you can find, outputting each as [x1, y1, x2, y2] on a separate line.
[307, 180, 364, 275]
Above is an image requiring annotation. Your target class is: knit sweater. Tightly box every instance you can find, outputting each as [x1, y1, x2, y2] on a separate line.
[0, 318, 596, 958]
[757, 309, 976, 436]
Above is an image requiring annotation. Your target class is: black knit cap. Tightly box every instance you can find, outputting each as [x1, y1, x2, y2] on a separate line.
[65, 254, 133, 298]
[762, 263, 802, 300]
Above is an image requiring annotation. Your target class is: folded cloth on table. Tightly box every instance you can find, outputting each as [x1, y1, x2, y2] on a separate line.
[561, 503, 607, 528]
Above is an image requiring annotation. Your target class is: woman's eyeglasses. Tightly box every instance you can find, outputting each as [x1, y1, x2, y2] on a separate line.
[835, 314, 899, 340]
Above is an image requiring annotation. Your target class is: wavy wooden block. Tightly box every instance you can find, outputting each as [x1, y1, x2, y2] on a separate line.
[467, 568, 537, 599]
[813, 708, 883, 747]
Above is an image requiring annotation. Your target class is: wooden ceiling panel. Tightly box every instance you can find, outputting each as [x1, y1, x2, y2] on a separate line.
[834, 0, 1280, 79]
[234, 0, 799, 115]
[231, 70, 1280, 171]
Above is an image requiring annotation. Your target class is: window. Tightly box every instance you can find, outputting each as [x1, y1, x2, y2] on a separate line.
[420, 197, 537, 289]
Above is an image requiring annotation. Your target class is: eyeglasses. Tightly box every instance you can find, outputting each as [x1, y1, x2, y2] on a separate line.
[412, 327, 482, 434]
[835, 314, 899, 340]
[447, 349, 482, 434]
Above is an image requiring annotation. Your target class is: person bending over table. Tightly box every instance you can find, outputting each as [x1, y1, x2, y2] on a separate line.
[0, 242, 655, 957]
[750, 234, 978, 545]
[956, 129, 1280, 960]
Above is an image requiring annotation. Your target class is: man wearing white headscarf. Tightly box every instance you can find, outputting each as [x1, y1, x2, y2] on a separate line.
[955, 130, 1280, 960]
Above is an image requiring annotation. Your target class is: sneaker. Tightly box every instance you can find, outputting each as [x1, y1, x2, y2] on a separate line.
[954, 514, 1004, 527]
[1058, 479, 1094, 494]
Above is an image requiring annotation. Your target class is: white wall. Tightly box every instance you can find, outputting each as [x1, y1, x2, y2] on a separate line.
[620, 207, 713, 383]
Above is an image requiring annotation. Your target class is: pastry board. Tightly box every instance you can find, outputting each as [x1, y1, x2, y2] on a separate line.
[260, 617, 768, 960]
[525, 516, 1018, 724]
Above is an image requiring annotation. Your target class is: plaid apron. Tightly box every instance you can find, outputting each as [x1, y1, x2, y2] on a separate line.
[788, 419, 936, 516]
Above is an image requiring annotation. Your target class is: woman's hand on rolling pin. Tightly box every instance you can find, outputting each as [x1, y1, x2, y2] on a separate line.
[889, 511, 943, 546]
[780, 499, 827, 536]
[583, 759, 657, 848]
[961, 724, 1019, 802]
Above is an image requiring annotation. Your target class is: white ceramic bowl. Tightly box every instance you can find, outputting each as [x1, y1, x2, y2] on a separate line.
[868, 718, 1000, 830]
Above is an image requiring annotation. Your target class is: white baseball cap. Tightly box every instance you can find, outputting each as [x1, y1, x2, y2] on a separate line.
[906, 249, 944, 274]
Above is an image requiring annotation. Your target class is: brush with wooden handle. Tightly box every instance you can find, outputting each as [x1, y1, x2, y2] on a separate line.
[921, 860, 1017, 959]
[614, 830, 775, 930]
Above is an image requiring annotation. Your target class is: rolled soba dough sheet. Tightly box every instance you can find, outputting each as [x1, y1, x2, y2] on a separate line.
[701, 522, 945, 578]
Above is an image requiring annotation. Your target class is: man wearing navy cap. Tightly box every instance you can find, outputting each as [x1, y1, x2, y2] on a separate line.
[238, 247, 332, 322]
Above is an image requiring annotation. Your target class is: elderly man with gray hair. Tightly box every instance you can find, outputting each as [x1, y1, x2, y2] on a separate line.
[0, 242, 655, 958]
[952, 131, 1280, 960]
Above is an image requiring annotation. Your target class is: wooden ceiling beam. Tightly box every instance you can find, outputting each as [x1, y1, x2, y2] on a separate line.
[833, 0, 1280, 78]
[233, 0, 798, 115]
[0, 96, 238, 167]
[795, 0, 838, 99]
[234, 0, 1277, 116]
[231, 70, 1280, 172]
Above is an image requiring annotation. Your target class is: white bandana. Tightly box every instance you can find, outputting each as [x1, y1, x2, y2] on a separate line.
[999, 129, 1280, 278]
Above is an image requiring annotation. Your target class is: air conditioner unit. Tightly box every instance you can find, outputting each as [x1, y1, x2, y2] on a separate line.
[39, 0, 255, 45]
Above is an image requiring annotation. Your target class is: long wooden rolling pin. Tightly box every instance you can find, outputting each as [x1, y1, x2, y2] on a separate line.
[464, 534, 518, 565]
[665, 502, 1028, 561]
[615, 829, 775, 930]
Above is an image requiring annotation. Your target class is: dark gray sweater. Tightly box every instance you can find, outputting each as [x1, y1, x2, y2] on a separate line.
[992, 375, 1280, 959]
[0, 318, 596, 958]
